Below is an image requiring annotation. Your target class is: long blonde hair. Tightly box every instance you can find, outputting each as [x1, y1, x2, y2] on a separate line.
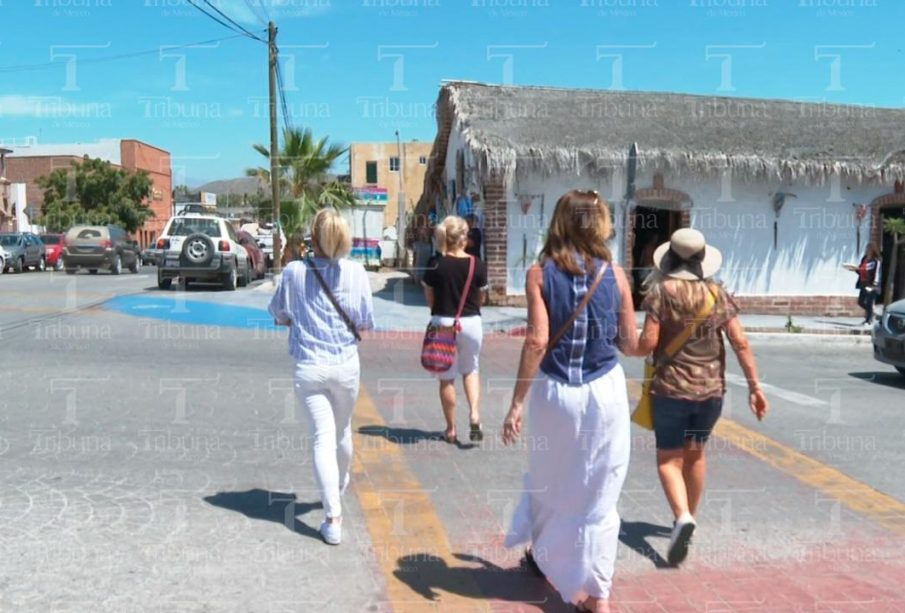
[541, 189, 613, 275]
[645, 272, 720, 317]
[311, 208, 352, 261]
[434, 215, 468, 255]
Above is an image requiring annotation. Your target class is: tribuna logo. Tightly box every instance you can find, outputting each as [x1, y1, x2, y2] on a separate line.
[689, 0, 768, 6]
[798, 0, 877, 6]
[35, 0, 112, 6]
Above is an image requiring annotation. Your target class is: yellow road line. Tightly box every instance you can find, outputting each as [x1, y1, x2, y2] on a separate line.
[627, 380, 905, 537]
[351, 389, 490, 612]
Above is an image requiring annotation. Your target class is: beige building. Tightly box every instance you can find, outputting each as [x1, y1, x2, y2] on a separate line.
[349, 141, 432, 231]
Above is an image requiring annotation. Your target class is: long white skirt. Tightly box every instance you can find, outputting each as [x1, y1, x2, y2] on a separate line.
[505, 364, 630, 603]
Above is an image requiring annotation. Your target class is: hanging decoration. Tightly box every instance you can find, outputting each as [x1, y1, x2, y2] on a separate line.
[771, 191, 797, 249]
[514, 194, 546, 271]
[853, 202, 867, 255]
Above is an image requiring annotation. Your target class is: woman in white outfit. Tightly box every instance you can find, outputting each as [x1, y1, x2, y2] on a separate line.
[502, 190, 638, 612]
[422, 215, 488, 444]
[268, 209, 375, 546]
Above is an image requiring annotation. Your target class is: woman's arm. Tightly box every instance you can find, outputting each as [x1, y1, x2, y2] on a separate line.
[422, 284, 435, 310]
[614, 264, 641, 356]
[268, 271, 292, 326]
[502, 265, 548, 445]
[635, 315, 660, 357]
[725, 316, 769, 421]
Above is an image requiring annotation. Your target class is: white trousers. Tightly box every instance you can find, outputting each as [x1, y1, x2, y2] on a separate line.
[293, 353, 360, 519]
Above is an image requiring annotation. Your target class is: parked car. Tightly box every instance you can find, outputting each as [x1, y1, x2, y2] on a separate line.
[254, 223, 285, 268]
[237, 230, 266, 280]
[873, 299, 905, 377]
[40, 233, 66, 271]
[62, 225, 141, 275]
[156, 213, 252, 291]
[141, 243, 162, 266]
[0, 232, 46, 273]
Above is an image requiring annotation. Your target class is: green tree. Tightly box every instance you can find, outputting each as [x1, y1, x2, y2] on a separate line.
[882, 217, 905, 309]
[37, 157, 153, 233]
[246, 127, 356, 238]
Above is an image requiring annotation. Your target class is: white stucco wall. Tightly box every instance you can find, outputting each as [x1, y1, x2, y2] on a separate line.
[507, 170, 884, 298]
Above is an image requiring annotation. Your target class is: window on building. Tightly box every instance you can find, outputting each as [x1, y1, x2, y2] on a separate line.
[365, 161, 378, 184]
[419, 155, 427, 165]
[389, 156, 400, 172]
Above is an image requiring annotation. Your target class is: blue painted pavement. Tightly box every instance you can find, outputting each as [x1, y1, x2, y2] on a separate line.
[104, 295, 279, 331]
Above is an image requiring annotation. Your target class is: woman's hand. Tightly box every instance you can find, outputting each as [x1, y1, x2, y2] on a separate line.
[749, 388, 768, 421]
[502, 403, 523, 445]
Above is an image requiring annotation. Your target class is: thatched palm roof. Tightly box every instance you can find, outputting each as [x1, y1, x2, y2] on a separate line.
[437, 81, 905, 186]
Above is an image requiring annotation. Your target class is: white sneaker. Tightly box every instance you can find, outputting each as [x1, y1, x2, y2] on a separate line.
[667, 512, 696, 566]
[320, 519, 341, 545]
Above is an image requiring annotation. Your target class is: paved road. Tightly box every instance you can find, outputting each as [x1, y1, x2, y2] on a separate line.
[1, 272, 904, 612]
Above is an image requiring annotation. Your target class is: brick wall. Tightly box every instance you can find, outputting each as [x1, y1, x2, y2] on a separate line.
[6, 156, 82, 207]
[121, 140, 172, 246]
[483, 176, 509, 305]
[732, 295, 860, 317]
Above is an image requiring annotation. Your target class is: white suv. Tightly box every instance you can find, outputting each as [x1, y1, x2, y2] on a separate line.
[156, 214, 252, 291]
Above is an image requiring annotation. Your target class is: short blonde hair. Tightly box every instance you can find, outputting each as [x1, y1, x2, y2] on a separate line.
[311, 208, 351, 261]
[434, 215, 468, 255]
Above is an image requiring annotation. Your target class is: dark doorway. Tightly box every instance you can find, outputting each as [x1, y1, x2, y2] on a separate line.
[631, 205, 681, 306]
[880, 205, 905, 303]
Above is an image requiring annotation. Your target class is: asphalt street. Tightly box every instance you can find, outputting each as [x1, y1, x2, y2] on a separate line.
[1, 269, 904, 612]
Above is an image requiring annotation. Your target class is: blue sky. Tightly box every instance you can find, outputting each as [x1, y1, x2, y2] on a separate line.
[0, 0, 902, 185]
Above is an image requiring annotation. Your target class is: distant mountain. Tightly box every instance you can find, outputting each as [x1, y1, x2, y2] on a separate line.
[192, 176, 264, 196]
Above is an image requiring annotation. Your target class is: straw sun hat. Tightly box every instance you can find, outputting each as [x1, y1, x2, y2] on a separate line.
[652, 228, 723, 281]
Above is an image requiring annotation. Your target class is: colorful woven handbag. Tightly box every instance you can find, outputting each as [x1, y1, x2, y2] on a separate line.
[421, 256, 475, 373]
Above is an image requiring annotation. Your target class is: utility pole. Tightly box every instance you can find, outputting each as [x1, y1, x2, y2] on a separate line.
[395, 129, 406, 268]
[268, 20, 282, 274]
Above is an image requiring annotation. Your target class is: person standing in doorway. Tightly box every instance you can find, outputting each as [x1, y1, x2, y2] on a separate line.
[634, 228, 768, 567]
[854, 244, 882, 325]
[422, 215, 488, 444]
[502, 190, 639, 612]
[268, 209, 375, 546]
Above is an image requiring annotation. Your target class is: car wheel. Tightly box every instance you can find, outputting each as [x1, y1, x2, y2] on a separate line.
[89, 269, 99, 275]
[181, 234, 215, 267]
[223, 265, 237, 291]
[111, 255, 122, 275]
[129, 256, 141, 274]
[54, 258, 64, 271]
[896, 366, 905, 377]
[37, 256, 46, 272]
[0, 257, 4, 273]
[14, 258, 23, 274]
[237, 259, 250, 287]
[65, 268, 76, 275]
[157, 269, 171, 290]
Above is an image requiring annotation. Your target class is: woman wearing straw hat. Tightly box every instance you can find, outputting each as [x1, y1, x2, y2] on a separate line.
[635, 228, 768, 567]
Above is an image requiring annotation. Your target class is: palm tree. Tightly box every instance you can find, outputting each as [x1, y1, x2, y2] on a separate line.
[246, 127, 356, 243]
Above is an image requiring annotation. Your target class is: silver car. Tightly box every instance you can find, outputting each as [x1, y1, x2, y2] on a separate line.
[0, 232, 46, 273]
[872, 300, 905, 376]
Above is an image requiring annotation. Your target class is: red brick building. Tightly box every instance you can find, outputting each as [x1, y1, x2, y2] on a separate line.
[5, 139, 172, 247]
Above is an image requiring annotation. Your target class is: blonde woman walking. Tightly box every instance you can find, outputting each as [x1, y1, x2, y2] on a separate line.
[635, 228, 768, 567]
[502, 190, 639, 612]
[268, 209, 375, 546]
[422, 215, 488, 444]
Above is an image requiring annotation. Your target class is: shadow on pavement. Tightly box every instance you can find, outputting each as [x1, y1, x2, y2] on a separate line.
[393, 552, 571, 611]
[618, 521, 672, 569]
[848, 371, 905, 389]
[374, 276, 428, 306]
[357, 424, 478, 450]
[203, 489, 323, 542]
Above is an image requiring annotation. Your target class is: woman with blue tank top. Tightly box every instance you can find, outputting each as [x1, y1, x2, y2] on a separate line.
[502, 190, 639, 613]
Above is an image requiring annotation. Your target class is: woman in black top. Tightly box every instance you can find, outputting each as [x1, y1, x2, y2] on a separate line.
[422, 215, 488, 443]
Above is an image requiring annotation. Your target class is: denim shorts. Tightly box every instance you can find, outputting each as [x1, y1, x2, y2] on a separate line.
[652, 395, 723, 450]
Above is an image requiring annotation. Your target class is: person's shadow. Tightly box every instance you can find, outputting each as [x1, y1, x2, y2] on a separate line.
[393, 552, 572, 611]
[203, 488, 323, 542]
[618, 521, 672, 569]
[357, 424, 477, 450]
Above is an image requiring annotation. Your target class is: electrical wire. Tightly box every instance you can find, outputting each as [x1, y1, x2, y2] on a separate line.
[243, 0, 269, 26]
[185, 0, 265, 42]
[198, 0, 267, 42]
[0, 32, 259, 74]
[274, 56, 294, 132]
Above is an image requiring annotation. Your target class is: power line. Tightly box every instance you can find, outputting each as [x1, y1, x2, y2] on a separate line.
[185, 0, 264, 42]
[274, 56, 293, 132]
[199, 0, 267, 42]
[243, 0, 269, 26]
[0, 32, 258, 74]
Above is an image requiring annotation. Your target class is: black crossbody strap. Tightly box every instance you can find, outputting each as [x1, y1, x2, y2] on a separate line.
[305, 258, 362, 342]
